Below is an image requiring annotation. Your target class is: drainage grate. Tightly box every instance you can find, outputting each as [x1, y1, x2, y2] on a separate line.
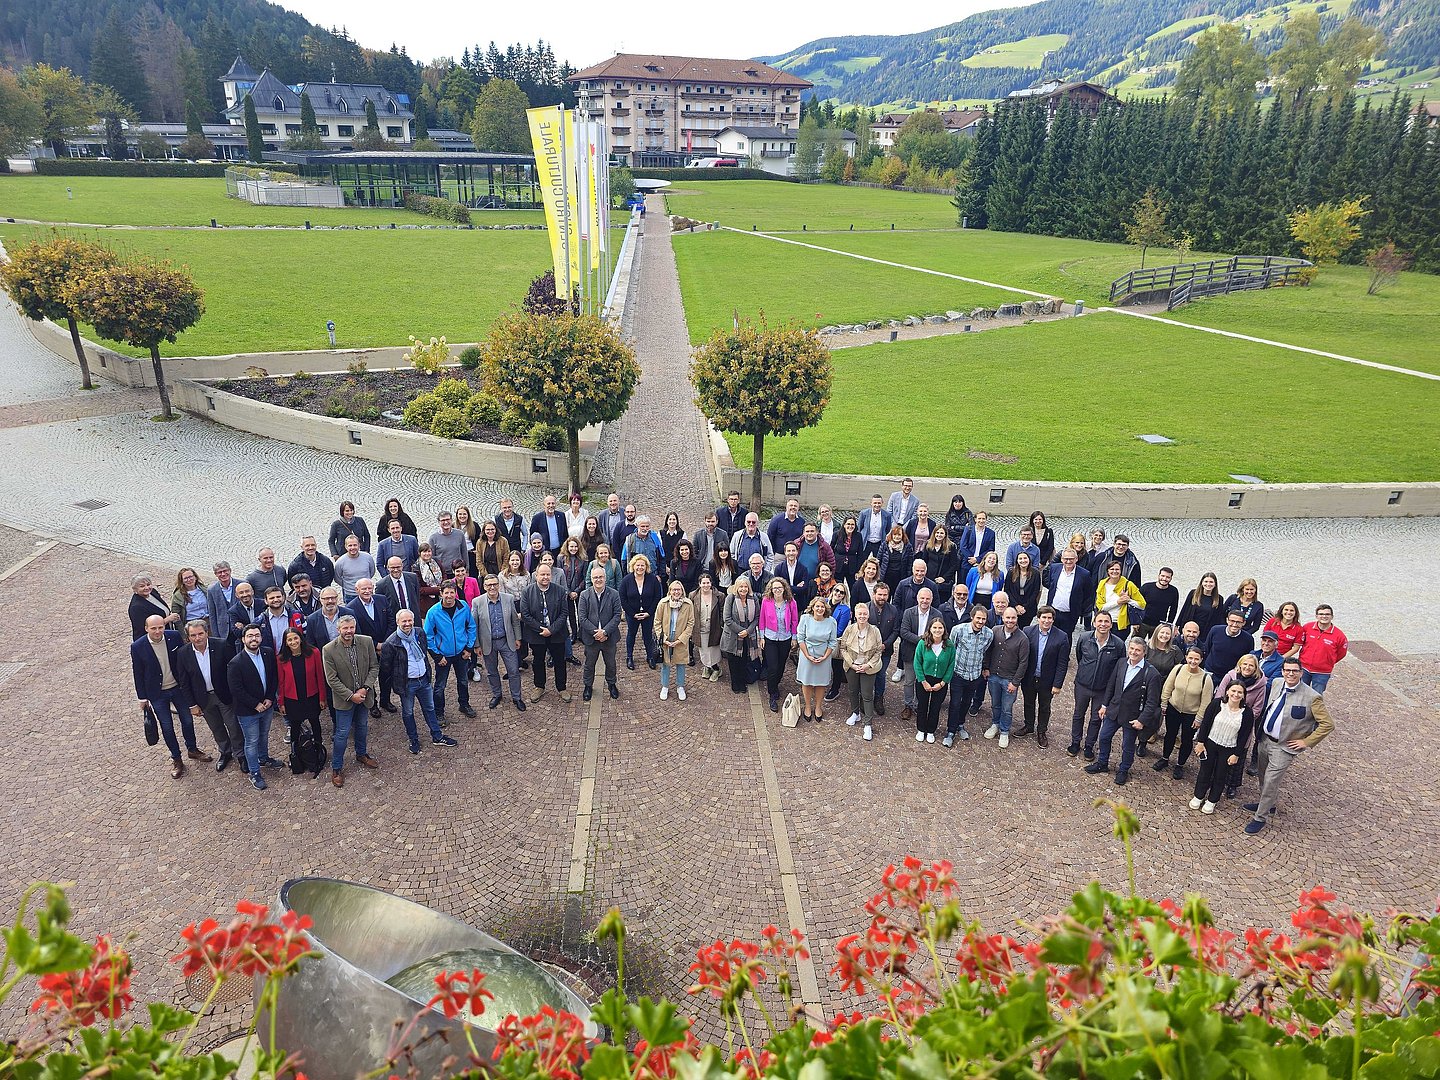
[1136, 434, 1174, 445]
[74, 499, 110, 511]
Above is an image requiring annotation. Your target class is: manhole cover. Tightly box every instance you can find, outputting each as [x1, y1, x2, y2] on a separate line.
[184, 970, 254, 1006]
[74, 499, 110, 511]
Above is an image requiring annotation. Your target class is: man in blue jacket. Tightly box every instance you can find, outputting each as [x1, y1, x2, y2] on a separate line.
[423, 581, 477, 723]
[131, 614, 210, 778]
[1019, 606, 1070, 747]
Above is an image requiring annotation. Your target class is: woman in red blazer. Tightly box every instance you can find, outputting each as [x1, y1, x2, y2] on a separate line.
[276, 628, 328, 776]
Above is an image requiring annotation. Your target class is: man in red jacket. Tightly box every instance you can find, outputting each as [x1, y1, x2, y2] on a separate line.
[1297, 605, 1347, 693]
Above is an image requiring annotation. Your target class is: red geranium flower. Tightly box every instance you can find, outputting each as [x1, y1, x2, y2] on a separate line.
[30, 934, 133, 1027]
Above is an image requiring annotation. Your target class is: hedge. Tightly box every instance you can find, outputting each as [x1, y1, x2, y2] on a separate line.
[632, 168, 798, 183]
[34, 160, 296, 178]
[402, 192, 472, 224]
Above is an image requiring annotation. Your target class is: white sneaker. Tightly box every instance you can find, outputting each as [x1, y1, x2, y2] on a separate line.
[659, 686, 668, 700]
[891, 669, 903, 683]
[846, 713, 858, 726]
[942, 734, 954, 747]
[677, 686, 686, 701]
[925, 733, 935, 743]
[1201, 801, 1216, 815]
[915, 730, 924, 742]
[863, 724, 872, 741]
[959, 728, 971, 741]
[1188, 797, 1204, 810]
[984, 724, 999, 740]
[998, 733, 1009, 748]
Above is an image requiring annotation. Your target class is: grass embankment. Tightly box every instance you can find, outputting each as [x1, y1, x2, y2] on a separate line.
[0, 223, 549, 356]
[663, 181, 958, 232]
[723, 313, 1440, 485]
[0, 176, 543, 228]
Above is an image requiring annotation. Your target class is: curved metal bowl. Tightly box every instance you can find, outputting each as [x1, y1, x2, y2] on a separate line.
[259, 878, 592, 1080]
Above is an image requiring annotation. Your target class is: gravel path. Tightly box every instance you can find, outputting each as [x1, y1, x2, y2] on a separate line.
[606, 196, 716, 521]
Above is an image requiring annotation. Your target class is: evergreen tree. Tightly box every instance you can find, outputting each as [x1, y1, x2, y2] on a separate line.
[89, 13, 152, 116]
[1025, 98, 1080, 235]
[243, 94, 265, 160]
[364, 97, 379, 133]
[299, 91, 317, 132]
[413, 97, 429, 140]
[985, 102, 1044, 231]
[953, 108, 1000, 227]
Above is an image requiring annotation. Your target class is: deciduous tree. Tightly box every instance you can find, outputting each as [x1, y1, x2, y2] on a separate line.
[470, 78, 528, 153]
[1364, 241, 1411, 294]
[793, 115, 822, 181]
[1123, 188, 1172, 268]
[1174, 24, 1266, 116]
[0, 235, 119, 390]
[0, 69, 44, 156]
[479, 311, 638, 491]
[20, 64, 92, 156]
[1288, 197, 1368, 266]
[691, 318, 832, 513]
[70, 257, 204, 419]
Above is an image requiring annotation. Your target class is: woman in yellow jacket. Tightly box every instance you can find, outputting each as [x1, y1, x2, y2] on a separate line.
[656, 579, 695, 701]
[1095, 560, 1145, 633]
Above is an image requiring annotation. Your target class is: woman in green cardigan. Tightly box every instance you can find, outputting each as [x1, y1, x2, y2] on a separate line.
[912, 615, 955, 743]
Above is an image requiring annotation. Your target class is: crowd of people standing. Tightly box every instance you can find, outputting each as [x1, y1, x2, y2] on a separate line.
[126, 482, 1342, 832]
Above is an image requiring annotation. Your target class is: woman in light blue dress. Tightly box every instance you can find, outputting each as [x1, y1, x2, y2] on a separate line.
[795, 597, 838, 722]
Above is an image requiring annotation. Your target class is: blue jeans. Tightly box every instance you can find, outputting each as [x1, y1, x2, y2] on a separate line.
[332, 704, 369, 771]
[400, 675, 441, 747]
[149, 689, 199, 760]
[660, 663, 686, 688]
[1095, 715, 1140, 774]
[946, 675, 985, 733]
[988, 675, 1018, 733]
[1301, 671, 1331, 693]
[236, 707, 273, 776]
[432, 654, 471, 717]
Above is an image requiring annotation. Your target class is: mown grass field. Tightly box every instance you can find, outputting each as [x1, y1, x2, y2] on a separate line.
[722, 314, 1440, 484]
[662, 181, 958, 232]
[960, 34, 1069, 68]
[0, 176, 543, 227]
[0, 223, 549, 356]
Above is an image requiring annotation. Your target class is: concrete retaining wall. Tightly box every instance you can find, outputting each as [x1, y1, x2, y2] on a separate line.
[706, 426, 1440, 519]
[175, 379, 594, 485]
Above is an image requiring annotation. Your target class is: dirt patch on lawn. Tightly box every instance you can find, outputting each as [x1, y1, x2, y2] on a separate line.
[212, 367, 522, 445]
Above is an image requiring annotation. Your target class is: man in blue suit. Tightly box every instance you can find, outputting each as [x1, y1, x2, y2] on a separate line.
[857, 494, 891, 559]
[131, 614, 210, 778]
[529, 493, 566, 557]
[347, 577, 397, 714]
[1019, 606, 1071, 747]
[1043, 548, 1093, 638]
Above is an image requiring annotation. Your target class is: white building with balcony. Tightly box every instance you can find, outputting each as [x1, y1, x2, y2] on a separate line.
[713, 125, 857, 176]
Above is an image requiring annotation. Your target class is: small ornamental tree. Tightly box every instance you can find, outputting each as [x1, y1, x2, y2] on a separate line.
[1365, 241, 1412, 295]
[1123, 188, 1172, 268]
[242, 94, 264, 162]
[521, 269, 579, 316]
[479, 311, 639, 491]
[691, 317, 833, 512]
[1289, 197, 1369, 267]
[71, 257, 204, 419]
[1, 235, 119, 389]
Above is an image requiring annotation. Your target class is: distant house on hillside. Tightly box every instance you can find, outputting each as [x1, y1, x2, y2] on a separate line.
[220, 55, 417, 153]
[713, 125, 857, 175]
[870, 107, 987, 151]
[1005, 79, 1119, 120]
[1410, 100, 1440, 129]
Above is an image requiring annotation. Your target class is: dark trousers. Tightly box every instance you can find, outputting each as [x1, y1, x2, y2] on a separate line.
[626, 618, 656, 665]
[763, 638, 790, 700]
[846, 665, 876, 720]
[530, 636, 568, 690]
[1052, 609, 1080, 638]
[916, 683, 948, 734]
[1095, 716, 1140, 774]
[1160, 705, 1197, 765]
[1071, 683, 1105, 750]
[946, 675, 985, 733]
[378, 656, 395, 707]
[1021, 676, 1055, 735]
[432, 653, 471, 718]
[583, 638, 618, 690]
[283, 694, 324, 755]
[149, 690, 198, 760]
[1193, 738, 1237, 803]
[194, 689, 243, 759]
[725, 651, 751, 693]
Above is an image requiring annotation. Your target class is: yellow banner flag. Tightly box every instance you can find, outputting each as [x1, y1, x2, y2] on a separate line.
[527, 105, 572, 299]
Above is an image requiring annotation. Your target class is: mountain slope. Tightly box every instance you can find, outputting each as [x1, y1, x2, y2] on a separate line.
[761, 0, 1438, 103]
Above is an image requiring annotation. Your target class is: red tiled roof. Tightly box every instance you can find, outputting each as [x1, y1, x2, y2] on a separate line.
[570, 54, 811, 89]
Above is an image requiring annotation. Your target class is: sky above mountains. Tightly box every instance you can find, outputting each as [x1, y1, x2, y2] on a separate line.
[284, 0, 1030, 67]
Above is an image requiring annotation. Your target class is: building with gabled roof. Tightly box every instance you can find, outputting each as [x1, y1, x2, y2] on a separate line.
[713, 124, 856, 175]
[568, 53, 811, 166]
[870, 107, 987, 151]
[1004, 79, 1119, 120]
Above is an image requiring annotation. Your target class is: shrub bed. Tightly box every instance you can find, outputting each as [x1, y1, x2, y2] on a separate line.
[402, 192, 472, 224]
[34, 160, 296, 178]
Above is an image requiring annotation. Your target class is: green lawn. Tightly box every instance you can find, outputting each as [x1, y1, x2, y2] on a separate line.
[724, 314, 1440, 484]
[662, 182, 958, 232]
[672, 230, 1024, 342]
[961, 34, 1070, 69]
[1144, 15, 1217, 43]
[0, 176, 544, 228]
[0, 223, 549, 356]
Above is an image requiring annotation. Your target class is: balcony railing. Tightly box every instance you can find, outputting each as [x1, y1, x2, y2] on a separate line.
[682, 90, 732, 100]
[779, 93, 800, 103]
[644, 106, 665, 115]
[681, 108, 726, 118]
[611, 107, 630, 116]
[761, 149, 790, 158]
[610, 87, 629, 96]
[611, 126, 631, 135]
[644, 123, 665, 133]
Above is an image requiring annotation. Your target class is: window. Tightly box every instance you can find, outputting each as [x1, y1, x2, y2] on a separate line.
[650, 84, 656, 90]
[386, 126, 402, 138]
[385, 99, 396, 113]
[284, 123, 301, 134]
[339, 99, 349, 113]
[273, 96, 285, 110]
[318, 124, 330, 135]
[260, 124, 277, 135]
[338, 124, 354, 136]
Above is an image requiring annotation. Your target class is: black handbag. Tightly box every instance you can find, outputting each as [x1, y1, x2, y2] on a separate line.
[142, 704, 159, 746]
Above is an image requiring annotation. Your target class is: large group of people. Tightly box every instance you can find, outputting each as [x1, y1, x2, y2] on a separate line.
[127, 483, 1343, 832]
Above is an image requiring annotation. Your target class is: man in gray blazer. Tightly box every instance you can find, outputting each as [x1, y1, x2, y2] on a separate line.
[321, 615, 379, 788]
[577, 565, 622, 702]
[472, 574, 525, 711]
[1245, 657, 1334, 834]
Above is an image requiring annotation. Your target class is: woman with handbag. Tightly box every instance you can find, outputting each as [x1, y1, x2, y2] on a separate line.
[840, 599, 884, 740]
[276, 628, 327, 778]
[758, 578, 798, 714]
[656, 580, 694, 701]
[1155, 647, 1213, 780]
[721, 577, 759, 693]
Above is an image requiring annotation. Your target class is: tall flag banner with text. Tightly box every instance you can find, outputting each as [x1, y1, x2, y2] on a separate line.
[571, 115, 592, 279]
[587, 122, 602, 269]
[528, 105, 572, 300]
